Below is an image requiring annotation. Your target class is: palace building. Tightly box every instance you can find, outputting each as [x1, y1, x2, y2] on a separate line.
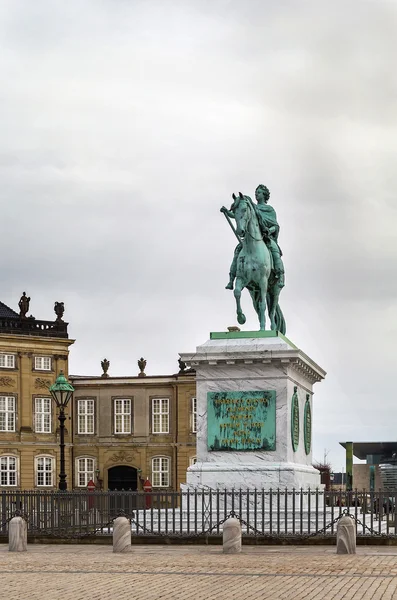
[0, 295, 197, 491]
[0, 296, 74, 490]
[70, 367, 197, 491]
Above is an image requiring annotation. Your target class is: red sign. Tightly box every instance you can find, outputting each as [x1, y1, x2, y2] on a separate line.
[87, 479, 96, 508]
[143, 478, 152, 508]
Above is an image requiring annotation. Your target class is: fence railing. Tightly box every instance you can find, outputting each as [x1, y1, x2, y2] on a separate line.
[0, 489, 396, 539]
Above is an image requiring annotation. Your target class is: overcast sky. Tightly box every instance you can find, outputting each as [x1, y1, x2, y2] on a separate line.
[1, 1, 397, 471]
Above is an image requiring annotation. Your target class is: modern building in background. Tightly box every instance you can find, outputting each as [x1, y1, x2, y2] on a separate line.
[0, 295, 196, 492]
[0, 297, 74, 490]
[340, 441, 397, 491]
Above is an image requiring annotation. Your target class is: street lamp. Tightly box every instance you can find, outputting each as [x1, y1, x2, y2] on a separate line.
[49, 371, 74, 491]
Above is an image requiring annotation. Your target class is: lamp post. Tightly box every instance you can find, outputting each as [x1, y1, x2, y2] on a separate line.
[49, 371, 74, 491]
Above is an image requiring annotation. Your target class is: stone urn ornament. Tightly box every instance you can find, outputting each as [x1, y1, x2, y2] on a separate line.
[138, 357, 147, 377]
[101, 358, 110, 378]
[54, 301, 65, 322]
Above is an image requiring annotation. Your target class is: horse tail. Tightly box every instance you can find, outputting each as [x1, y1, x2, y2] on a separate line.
[275, 305, 286, 335]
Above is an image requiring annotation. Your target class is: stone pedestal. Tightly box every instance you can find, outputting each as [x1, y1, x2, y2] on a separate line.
[180, 331, 326, 491]
[336, 516, 356, 554]
[223, 517, 242, 554]
[8, 516, 27, 552]
[113, 516, 131, 553]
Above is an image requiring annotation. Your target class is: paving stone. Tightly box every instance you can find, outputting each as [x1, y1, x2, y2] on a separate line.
[1, 544, 397, 599]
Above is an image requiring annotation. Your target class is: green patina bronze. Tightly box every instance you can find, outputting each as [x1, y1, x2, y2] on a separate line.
[345, 441, 353, 492]
[369, 465, 375, 492]
[291, 386, 300, 452]
[304, 394, 312, 455]
[207, 390, 276, 451]
[221, 185, 286, 333]
[209, 330, 297, 348]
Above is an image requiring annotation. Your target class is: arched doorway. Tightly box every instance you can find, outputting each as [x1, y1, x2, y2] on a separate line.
[108, 465, 138, 491]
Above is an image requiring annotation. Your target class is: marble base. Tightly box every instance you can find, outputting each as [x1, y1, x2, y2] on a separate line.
[184, 461, 321, 490]
[180, 331, 326, 492]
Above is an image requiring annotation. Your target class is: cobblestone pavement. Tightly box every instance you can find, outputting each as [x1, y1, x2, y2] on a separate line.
[2, 544, 397, 599]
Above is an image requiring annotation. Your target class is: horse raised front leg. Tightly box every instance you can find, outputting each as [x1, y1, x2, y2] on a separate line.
[234, 278, 246, 325]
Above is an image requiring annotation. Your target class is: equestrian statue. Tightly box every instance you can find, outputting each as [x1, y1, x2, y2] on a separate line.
[220, 184, 286, 334]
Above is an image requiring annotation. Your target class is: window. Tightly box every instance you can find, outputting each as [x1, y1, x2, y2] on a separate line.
[191, 397, 197, 433]
[152, 398, 169, 434]
[0, 456, 17, 486]
[36, 456, 55, 487]
[34, 356, 52, 371]
[0, 396, 15, 432]
[35, 397, 52, 433]
[77, 457, 95, 487]
[189, 456, 197, 466]
[78, 399, 95, 434]
[0, 354, 15, 369]
[152, 457, 170, 487]
[114, 399, 131, 434]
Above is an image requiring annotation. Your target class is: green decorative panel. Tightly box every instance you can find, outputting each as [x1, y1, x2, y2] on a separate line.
[291, 386, 299, 452]
[304, 394, 312, 455]
[207, 391, 276, 451]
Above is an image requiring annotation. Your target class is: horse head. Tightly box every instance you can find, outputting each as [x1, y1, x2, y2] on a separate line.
[234, 192, 252, 239]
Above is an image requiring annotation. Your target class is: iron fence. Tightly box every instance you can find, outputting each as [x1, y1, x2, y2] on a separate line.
[0, 489, 396, 539]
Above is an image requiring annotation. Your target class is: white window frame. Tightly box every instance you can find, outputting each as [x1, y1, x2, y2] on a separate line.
[34, 356, 52, 371]
[114, 398, 131, 434]
[35, 397, 52, 433]
[189, 456, 197, 466]
[0, 354, 15, 369]
[77, 399, 95, 434]
[152, 456, 170, 487]
[76, 457, 95, 488]
[0, 396, 16, 432]
[0, 455, 18, 487]
[191, 397, 197, 433]
[152, 398, 169, 434]
[35, 455, 55, 487]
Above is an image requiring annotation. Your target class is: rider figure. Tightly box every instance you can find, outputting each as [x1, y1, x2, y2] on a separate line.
[221, 184, 285, 290]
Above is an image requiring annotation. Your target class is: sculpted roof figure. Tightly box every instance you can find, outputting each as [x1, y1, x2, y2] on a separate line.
[220, 185, 286, 334]
[18, 292, 30, 319]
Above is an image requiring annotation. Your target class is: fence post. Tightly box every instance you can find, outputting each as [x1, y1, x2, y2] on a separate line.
[223, 517, 241, 554]
[336, 515, 356, 554]
[113, 516, 131, 553]
[9, 516, 27, 552]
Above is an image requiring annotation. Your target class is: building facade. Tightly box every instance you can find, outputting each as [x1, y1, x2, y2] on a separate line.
[70, 371, 197, 491]
[0, 297, 74, 490]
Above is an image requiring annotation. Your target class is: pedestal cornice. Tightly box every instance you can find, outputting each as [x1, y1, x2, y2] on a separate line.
[180, 333, 326, 386]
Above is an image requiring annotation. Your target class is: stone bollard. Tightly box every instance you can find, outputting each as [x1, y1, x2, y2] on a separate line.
[113, 516, 131, 553]
[8, 516, 27, 552]
[223, 517, 242, 554]
[336, 515, 356, 554]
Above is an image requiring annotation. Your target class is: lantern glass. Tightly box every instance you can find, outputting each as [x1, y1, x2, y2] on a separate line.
[49, 371, 75, 409]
